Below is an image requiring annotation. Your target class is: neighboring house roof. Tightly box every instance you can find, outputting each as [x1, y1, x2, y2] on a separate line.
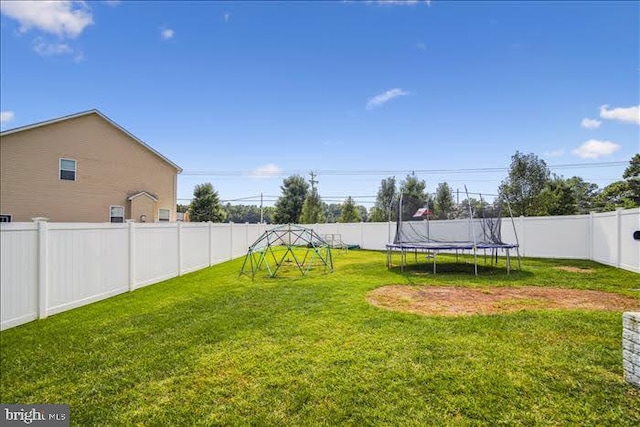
[0, 109, 182, 173]
[127, 191, 159, 201]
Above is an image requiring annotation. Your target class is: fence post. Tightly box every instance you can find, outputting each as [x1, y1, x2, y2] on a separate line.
[519, 216, 526, 257]
[128, 221, 136, 291]
[208, 221, 213, 267]
[34, 218, 49, 320]
[589, 211, 594, 261]
[360, 221, 364, 248]
[229, 222, 234, 260]
[616, 208, 623, 268]
[178, 222, 183, 276]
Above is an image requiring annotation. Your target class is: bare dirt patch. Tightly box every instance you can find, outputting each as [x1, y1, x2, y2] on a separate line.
[367, 285, 640, 317]
[554, 266, 595, 274]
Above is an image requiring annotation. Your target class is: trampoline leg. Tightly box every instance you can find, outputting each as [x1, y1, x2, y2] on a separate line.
[433, 252, 437, 274]
[473, 247, 478, 276]
[506, 249, 511, 275]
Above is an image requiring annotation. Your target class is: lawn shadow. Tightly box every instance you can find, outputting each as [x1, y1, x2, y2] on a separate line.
[386, 258, 534, 280]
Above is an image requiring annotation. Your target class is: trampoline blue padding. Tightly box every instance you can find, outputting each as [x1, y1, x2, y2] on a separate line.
[386, 242, 518, 251]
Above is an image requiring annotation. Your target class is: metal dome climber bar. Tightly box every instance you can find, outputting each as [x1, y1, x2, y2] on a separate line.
[386, 186, 521, 275]
[240, 224, 334, 279]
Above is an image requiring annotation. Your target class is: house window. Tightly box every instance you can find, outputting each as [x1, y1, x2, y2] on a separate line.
[110, 206, 125, 223]
[60, 158, 76, 181]
[0, 215, 12, 223]
[158, 208, 170, 222]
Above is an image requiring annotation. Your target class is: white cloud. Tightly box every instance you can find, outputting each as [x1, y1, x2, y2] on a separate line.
[416, 42, 426, 50]
[248, 163, 282, 178]
[0, 111, 15, 125]
[224, 13, 230, 22]
[33, 38, 73, 56]
[599, 104, 640, 125]
[0, 0, 93, 38]
[366, 88, 410, 110]
[544, 149, 565, 157]
[580, 118, 601, 129]
[572, 139, 621, 159]
[161, 28, 174, 40]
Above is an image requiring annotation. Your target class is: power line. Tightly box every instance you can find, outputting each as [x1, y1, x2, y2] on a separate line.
[180, 161, 627, 177]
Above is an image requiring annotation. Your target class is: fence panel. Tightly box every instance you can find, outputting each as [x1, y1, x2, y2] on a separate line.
[210, 224, 232, 264]
[0, 224, 38, 330]
[362, 222, 394, 250]
[134, 223, 179, 288]
[340, 223, 363, 247]
[46, 224, 129, 315]
[231, 223, 249, 259]
[619, 209, 640, 273]
[520, 216, 589, 259]
[592, 212, 618, 267]
[181, 223, 210, 274]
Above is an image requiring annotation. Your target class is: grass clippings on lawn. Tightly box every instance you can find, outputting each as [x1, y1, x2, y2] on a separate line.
[554, 266, 596, 274]
[368, 285, 640, 317]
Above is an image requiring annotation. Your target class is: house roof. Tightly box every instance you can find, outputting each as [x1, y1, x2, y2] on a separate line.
[0, 109, 182, 173]
[127, 191, 159, 202]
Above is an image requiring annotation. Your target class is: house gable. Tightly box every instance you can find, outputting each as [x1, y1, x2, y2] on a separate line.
[0, 110, 182, 173]
[0, 111, 179, 222]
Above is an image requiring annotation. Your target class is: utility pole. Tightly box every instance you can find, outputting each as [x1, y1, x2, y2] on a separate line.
[260, 193, 264, 224]
[309, 171, 318, 191]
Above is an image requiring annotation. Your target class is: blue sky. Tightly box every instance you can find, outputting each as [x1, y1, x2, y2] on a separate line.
[1, 0, 638, 207]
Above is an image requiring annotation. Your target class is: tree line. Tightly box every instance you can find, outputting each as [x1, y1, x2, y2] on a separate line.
[181, 153, 639, 223]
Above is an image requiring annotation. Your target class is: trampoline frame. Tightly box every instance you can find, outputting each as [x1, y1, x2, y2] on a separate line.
[385, 242, 519, 275]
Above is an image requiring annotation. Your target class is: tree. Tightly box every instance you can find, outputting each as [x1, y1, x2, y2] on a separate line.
[176, 204, 189, 213]
[225, 204, 271, 223]
[433, 182, 454, 220]
[324, 203, 341, 223]
[399, 173, 429, 220]
[370, 177, 397, 222]
[300, 188, 325, 223]
[339, 196, 362, 223]
[498, 151, 551, 216]
[357, 205, 369, 222]
[594, 154, 640, 211]
[595, 181, 636, 211]
[623, 153, 640, 206]
[565, 176, 599, 214]
[189, 183, 226, 222]
[538, 176, 578, 216]
[274, 175, 309, 224]
[453, 197, 487, 218]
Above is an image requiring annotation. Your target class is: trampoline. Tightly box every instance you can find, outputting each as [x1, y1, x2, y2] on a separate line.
[387, 186, 521, 275]
[386, 242, 519, 275]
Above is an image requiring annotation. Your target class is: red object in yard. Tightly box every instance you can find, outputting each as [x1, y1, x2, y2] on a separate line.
[413, 208, 432, 218]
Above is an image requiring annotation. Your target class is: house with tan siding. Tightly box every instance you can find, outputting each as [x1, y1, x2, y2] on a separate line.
[0, 110, 182, 223]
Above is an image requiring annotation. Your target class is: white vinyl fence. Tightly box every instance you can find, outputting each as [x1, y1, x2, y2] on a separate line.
[1, 208, 638, 330]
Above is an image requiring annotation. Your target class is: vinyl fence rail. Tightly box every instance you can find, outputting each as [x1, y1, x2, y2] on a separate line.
[1, 208, 638, 331]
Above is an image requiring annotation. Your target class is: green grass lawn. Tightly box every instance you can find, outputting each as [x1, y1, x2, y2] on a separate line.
[1, 250, 639, 425]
